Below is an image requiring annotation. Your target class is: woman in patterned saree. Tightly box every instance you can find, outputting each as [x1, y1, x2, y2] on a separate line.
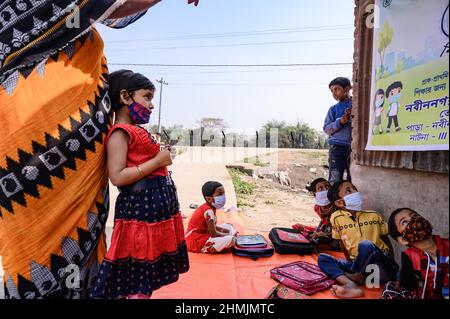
[0, 0, 198, 299]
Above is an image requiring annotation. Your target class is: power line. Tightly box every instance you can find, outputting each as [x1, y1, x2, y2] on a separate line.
[108, 62, 353, 68]
[137, 65, 351, 76]
[168, 82, 328, 87]
[110, 37, 353, 51]
[105, 24, 353, 43]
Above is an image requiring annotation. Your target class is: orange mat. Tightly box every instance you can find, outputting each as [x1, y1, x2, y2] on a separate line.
[152, 251, 381, 299]
[152, 211, 381, 299]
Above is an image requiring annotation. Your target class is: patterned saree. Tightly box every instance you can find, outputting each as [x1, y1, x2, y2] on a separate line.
[0, 0, 154, 299]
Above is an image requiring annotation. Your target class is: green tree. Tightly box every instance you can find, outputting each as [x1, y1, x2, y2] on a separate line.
[286, 122, 318, 149]
[261, 120, 288, 148]
[260, 120, 319, 149]
[262, 120, 286, 131]
[199, 117, 228, 130]
[317, 132, 329, 149]
[193, 117, 229, 146]
[378, 22, 394, 78]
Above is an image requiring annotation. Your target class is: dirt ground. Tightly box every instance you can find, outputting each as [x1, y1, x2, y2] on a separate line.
[232, 149, 330, 235]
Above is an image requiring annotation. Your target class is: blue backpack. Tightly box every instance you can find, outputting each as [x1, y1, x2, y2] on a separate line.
[232, 235, 274, 260]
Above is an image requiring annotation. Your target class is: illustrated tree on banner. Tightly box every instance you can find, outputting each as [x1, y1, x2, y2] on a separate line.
[378, 22, 394, 79]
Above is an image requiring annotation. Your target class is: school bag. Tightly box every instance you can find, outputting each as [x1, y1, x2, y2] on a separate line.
[232, 235, 274, 260]
[270, 261, 335, 295]
[266, 284, 312, 299]
[269, 228, 314, 255]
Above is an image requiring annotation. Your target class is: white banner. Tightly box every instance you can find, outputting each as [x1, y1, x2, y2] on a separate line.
[366, 0, 449, 151]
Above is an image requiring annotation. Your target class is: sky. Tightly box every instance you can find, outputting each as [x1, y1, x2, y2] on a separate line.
[97, 0, 356, 133]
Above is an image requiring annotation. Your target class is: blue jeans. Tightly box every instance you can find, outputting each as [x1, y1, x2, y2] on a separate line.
[328, 144, 351, 185]
[318, 240, 398, 283]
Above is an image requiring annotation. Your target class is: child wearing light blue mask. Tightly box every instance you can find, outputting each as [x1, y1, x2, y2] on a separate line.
[373, 89, 385, 135]
[386, 81, 403, 133]
[185, 181, 238, 253]
[317, 180, 398, 299]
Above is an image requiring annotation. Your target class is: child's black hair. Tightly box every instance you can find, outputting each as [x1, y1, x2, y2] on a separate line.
[327, 180, 348, 204]
[386, 81, 403, 97]
[388, 207, 417, 240]
[375, 89, 385, 102]
[202, 181, 223, 198]
[306, 178, 328, 194]
[373, 89, 384, 110]
[109, 69, 156, 111]
[374, 89, 385, 111]
[329, 77, 352, 89]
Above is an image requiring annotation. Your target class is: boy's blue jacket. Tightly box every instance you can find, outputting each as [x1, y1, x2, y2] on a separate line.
[323, 99, 352, 147]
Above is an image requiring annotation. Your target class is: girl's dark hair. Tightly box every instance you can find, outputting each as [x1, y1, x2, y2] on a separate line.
[329, 77, 352, 89]
[386, 81, 403, 97]
[109, 69, 156, 111]
[326, 180, 348, 204]
[202, 181, 223, 198]
[306, 178, 328, 194]
[388, 207, 418, 240]
[374, 89, 385, 111]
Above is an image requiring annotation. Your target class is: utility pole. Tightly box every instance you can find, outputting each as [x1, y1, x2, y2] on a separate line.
[156, 77, 169, 138]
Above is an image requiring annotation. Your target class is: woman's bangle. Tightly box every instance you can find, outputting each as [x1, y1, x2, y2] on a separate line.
[136, 165, 145, 179]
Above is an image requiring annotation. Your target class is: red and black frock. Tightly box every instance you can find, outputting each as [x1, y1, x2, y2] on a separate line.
[90, 124, 189, 299]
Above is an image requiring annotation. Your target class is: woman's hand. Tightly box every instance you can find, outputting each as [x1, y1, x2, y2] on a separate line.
[155, 149, 173, 167]
[108, 0, 161, 19]
[109, 0, 198, 19]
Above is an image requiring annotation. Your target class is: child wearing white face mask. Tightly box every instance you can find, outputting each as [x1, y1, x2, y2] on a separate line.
[372, 89, 385, 135]
[185, 181, 238, 253]
[317, 180, 398, 299]
[292, 178, 340, 251]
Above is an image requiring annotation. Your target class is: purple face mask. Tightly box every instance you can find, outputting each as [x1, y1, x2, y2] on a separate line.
[128, 102, 150, 124]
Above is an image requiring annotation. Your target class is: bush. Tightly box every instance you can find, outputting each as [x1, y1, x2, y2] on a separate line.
[228, 168, 256, 195]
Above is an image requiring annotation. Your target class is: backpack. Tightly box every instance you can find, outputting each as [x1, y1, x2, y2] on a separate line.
[266, 284, 312, 299]
[269, 228, 314, 255]
[270, 261, 335, 295]
[232, 235, 274, 260]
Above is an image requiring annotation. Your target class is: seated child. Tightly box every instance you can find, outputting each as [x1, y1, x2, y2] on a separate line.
[292, 178, 340, 251]
[385, 208, 449, 299]
[317, 180, 399, 298]
[185, 181, 238, 253]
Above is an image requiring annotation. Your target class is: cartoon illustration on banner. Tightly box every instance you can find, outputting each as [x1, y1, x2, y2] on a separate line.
[367, 0, 449, 151]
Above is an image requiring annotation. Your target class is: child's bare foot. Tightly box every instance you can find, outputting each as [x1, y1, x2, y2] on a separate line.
[332, 283, 364, 299]
[331, 285, 339, 296]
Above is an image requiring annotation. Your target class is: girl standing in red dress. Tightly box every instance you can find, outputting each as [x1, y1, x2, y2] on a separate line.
[91, 70, 189, 299]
